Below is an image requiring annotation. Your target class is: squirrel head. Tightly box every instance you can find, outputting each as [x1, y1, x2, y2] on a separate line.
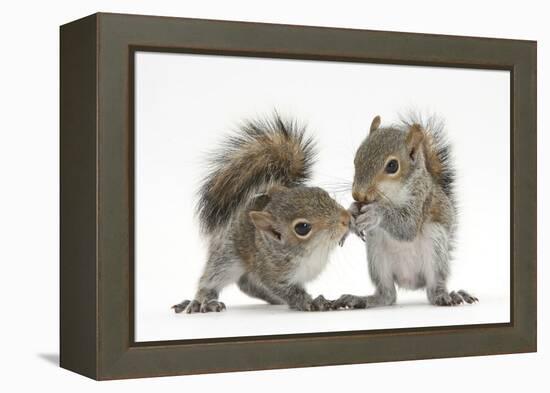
[352, 115, 427, 206]
[248, 186, 351, 251]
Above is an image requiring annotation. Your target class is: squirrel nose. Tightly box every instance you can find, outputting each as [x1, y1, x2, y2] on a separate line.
[352, 190, 367, 203]
[353, 188, 376, 204]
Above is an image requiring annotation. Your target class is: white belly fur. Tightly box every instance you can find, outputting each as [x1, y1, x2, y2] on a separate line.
[290, 239, 334, 284]
[368, 223, 440, 289]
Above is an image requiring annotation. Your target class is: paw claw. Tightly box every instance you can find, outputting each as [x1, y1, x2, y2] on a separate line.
[457, 290, 478, 304]
[449, 291, 464, 306]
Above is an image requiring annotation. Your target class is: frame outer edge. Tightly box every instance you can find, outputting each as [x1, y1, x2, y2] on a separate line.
[59, 13, 99, 380]
[514, 41, 537, 351]
[87, 13, 537, 379]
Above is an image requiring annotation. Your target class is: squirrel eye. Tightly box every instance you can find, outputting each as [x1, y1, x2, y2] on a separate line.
[294, 222, 312, 237]
[385, 159, 399, 174]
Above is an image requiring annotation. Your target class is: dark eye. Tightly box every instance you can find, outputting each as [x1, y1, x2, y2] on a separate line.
[294, 222, 312, 237]
[385, 159, 399, 174]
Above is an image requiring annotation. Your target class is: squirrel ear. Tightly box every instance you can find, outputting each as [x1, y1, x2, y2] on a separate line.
[369, 115, 381, 133]
[249, 211, 282, 241]
[250, 193, 271, 210]
[406, 124, 425, 161]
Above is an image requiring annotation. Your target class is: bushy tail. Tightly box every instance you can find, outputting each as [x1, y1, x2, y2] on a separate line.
[400, 113, 455, 199]
[197, 113, 316, 234]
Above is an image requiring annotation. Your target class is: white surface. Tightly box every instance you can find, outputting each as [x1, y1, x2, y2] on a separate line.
[145, 295, 506, 341]
[1, 0, 546, 391]
[135, 51, 510, 341]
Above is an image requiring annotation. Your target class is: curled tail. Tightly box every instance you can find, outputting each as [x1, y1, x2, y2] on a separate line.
[197, 113, 316, 234]
[400, 113, 455, 199]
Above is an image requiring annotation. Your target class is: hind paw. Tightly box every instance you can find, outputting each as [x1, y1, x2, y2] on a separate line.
[172, 299, 226, 314]
[432, 290, 478, 306]
[457, 290, 478, 304]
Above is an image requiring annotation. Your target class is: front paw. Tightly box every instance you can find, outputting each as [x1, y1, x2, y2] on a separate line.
[310, 295, 333, 311]
[332, 294, 368, 310]
[348, 201, 362, 218]
[355, 204, 382, 234]
[291, 295, 332, 311]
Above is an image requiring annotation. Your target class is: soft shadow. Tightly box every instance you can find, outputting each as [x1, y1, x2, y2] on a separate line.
[38, 353, 59, 366]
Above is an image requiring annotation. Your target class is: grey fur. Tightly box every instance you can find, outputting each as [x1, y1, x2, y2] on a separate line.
[237, 273, 285, 305]
[173, 114, 351, 314]
[333, 114, 477, 310]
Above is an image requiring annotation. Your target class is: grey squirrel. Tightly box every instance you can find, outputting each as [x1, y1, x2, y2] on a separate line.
[173, 113, 351, 313]
[333, 115, 478, 309]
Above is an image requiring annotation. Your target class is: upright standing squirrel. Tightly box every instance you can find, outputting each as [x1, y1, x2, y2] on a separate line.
[173, 114, 351, 313]
[333, 115, 477, 309]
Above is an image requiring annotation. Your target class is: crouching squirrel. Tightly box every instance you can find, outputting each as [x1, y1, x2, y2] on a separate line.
[173, 113, 351, 313]
[334, 115, 478, 309]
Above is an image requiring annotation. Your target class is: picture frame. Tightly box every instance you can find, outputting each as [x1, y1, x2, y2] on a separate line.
[60, 12, 537, 380]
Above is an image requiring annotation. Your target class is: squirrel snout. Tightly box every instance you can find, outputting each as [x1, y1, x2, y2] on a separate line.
[352, 190, 373, 204]
[352, 190, 364, 202]
[352, 189, 376, 204]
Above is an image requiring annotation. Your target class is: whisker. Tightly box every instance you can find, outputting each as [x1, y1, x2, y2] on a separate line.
[316, 179, 353, 187]
[316, 183, 353, 190]
[318, 183, 353, 188]
[314, 172, 353, 183]
[321, 187, 353, 194]
[319, 184, 353, 189]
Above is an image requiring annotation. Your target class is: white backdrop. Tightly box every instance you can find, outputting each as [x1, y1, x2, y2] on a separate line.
[1, 1, 546, 391]
[135, 52, 510, 341]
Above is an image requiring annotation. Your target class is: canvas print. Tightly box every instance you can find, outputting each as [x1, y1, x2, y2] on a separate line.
[134, 52, 510, 342]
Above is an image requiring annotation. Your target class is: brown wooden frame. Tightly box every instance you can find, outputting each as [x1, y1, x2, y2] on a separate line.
[60, 12, 537, 380]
